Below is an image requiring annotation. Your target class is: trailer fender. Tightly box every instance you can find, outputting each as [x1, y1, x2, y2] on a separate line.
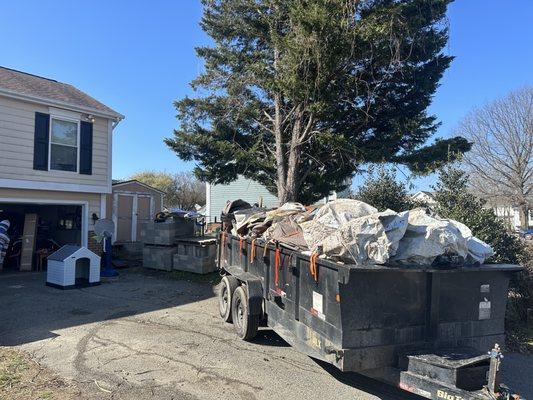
[224, 265, 263, 316]
[244, 279, 263, 317]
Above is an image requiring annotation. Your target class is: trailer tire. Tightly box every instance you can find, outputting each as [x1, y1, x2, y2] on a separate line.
[219, 275, 239, 323]
[231, 286, 259, 341]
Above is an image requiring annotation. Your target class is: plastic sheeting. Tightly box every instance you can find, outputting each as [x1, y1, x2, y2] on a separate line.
[225, 198, 494, 267]
[264, 202, 306, 224]
[391, 209, 493, 266]
[299, 199, 379, 257]
[448, 219, 494, 264]
[311, 199, 377, 228]
[320, 210, 406, 264]
[301, 206, 408, 264]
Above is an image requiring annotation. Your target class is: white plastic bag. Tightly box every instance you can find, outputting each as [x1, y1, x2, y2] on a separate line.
[448, 219, 494, 264]
[311, 199, 377, 229]
[302, 209, 408, 265]
[391, 208, 490, 266]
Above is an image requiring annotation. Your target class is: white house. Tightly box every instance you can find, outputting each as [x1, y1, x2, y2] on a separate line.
[410, 191, 532, 231]
[493, 205, 533, 231]
[411, 191, 437, 206]
[0, 66, 123, 268]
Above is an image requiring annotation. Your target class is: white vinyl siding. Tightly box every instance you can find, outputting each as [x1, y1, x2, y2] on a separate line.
[0, 96, 110, 190]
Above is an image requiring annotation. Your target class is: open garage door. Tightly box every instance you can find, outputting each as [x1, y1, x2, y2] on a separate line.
[0, 202, 83, 272]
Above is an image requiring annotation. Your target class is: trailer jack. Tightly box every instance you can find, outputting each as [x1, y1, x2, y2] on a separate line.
[399, 344, 524, 400]
[483, 344, 521, 400]
[324, 346, 344, 362]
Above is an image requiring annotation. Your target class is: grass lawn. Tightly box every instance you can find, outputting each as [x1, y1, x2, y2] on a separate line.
[169, 270, 221, 284]
[0, 347, 83, 400]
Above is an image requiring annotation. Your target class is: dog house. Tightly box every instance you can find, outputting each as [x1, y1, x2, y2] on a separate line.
[46, 245, 101, 289]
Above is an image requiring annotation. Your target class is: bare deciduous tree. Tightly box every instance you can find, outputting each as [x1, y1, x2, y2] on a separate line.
[129, 171, 205, 211]
[455, 87, 533, 229]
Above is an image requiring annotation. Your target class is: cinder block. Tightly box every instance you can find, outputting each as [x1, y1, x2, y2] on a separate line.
[142, 245, 178, 271]
[139, 218, 195, 245]
[172, 238, 217, 274]
[115, 242, 143, 260]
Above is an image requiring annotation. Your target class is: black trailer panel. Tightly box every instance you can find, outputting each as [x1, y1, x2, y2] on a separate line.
[218, 232, 525, 400]
[218, 233, 520, 375]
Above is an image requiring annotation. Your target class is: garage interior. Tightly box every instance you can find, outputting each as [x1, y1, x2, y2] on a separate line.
[0, 203, 82, 272]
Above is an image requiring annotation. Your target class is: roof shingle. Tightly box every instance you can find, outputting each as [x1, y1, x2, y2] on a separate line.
[0, 66, 122, 118]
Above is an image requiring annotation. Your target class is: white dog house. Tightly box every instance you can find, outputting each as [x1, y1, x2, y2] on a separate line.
[46, 245, 101, 289]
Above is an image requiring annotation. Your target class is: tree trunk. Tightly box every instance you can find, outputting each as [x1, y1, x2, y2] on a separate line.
[519, 204, 530, 230]
[274, 93, 287, 205]
[273, 46, 288, 205]
[284, 110, 303, 203]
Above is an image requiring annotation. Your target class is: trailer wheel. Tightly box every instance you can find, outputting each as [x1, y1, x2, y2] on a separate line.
[231, 286, 259, 340]
[219, 275, 238, 323]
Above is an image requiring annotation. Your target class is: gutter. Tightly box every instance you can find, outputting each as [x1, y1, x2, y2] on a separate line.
[0, 87, 125, 122]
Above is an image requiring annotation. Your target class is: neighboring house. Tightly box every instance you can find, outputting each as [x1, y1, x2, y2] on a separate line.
[0, 66, 123, 267]
[492, 205, 533, 231]
[411, 191, 437, 206]
[410, 191, 532, 231]
[205, 175, 349, 223]
[205, 176, 278, 223]
[107, 180, 164, 243]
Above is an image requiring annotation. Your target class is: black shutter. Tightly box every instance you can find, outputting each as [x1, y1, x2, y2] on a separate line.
[80, 121, 93, 175]
[33, 112, 50, 170]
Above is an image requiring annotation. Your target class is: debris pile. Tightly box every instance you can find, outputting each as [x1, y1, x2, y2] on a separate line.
[221, 199, 494, 267]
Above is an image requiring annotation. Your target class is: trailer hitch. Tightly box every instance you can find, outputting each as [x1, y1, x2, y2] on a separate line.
[325, 346, 344, 362]
[487, 343, 503, 394]
[485, 344, 522, 400]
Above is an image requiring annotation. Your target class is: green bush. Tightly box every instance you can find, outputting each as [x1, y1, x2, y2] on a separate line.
[433, 167, 523, 264]
[354, 167, 421, 212]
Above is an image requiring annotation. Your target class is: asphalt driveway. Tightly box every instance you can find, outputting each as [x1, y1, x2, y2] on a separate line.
[0, 269, 531, 400]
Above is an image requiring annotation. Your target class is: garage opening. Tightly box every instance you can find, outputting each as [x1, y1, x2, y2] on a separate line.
[0, 203, 82, 272]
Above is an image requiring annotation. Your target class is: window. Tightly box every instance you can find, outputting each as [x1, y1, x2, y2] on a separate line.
[50, 118, 79, 172]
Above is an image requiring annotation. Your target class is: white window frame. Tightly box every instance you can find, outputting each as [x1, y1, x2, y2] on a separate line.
[48, 115, 80, 173]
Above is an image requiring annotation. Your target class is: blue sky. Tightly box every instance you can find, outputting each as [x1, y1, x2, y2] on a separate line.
[1, 1, 532, 191]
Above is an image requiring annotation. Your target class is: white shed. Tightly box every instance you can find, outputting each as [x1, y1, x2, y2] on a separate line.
[46, 245, 101, 289]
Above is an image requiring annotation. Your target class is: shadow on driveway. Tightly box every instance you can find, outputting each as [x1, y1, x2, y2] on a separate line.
[0, 268, 215, 346]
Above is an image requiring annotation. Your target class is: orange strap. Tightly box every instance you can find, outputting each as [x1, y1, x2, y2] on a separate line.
[250, 239, 256, 263]
[263, 241, 269, 257]
[220, 232, 226, 263]
[239, 238, 244, 256]
[274, 247, 281, 287]
[309, 252, 319, 282]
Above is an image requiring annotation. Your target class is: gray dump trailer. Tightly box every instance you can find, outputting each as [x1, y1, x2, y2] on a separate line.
[216, 232, 523, 400]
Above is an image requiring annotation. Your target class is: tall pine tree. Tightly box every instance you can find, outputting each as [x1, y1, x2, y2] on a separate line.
[166, 0, 470, 204]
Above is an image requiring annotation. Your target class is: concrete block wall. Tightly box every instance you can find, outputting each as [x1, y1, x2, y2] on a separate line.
[143, 245, 178, 271]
